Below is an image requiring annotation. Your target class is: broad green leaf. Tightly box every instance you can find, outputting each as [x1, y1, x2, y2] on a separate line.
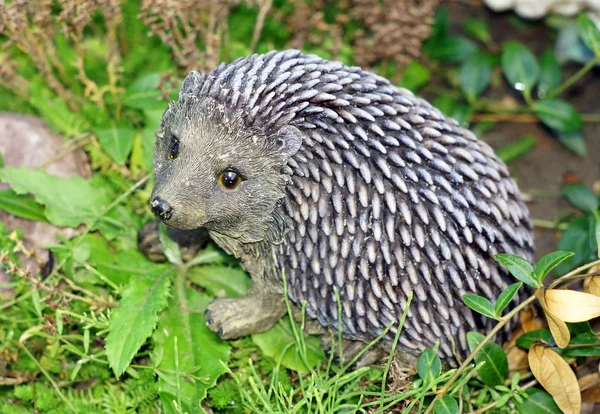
[424, 36, 478, 62]
[96, 123, 136, 165]
[494, 254, 537, 288]
[0, 168, 112, 230]
[252, 318, 324, 373]
[106, 268, 174, 377]
[400, 60, 431, 92]
[122, 73, 169, 110]
[433, 396, 459, 414]
[538, 49, 561, 97]
[577, 13, 600, 56]
[501, 41, 539, 93]
[516, 329, 555, 349]
[515, 388, 562, 414]
[464, 18, 491, 45]
[596, 218, 600, 258]
[557, 132, 587, 157]
[589, 216, 598, 257]
[532, 99, 583, 133]
[459, 53, 491, 102]
[561, 333, 600, 357]
[556, 217, 593, 275]
[467, 331, 509, 386]
[158, 222, 182, 266]
[462, 294, 497, 320]
[0, 189, 47, 221]
[561, 183, 599, 214]
[496, 136, 536, 164]
[495, 282, 523, 317]
[534, 251, 575, 282]
[188, 265, 250, 298]
[152, 273, 231, 412]
[417, 348, 442, 383]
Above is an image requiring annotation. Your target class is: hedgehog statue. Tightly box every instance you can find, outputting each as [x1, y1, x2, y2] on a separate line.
[145, 49, 535, 367]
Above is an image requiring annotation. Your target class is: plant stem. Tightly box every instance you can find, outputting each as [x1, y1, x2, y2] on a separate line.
[547, 55, 600, 100]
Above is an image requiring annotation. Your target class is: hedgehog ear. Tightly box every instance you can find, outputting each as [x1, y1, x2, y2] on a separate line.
[276, 125, 303, 158]
[179, 71, 205, 100]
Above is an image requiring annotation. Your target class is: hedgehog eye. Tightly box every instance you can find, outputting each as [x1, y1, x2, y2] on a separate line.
[168, 137, 179, 160]
[218, 169, 243, 190]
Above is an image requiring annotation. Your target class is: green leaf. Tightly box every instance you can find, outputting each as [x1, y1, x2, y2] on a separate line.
[0, 168, 113, 230]
[534, 251, 575, 282]
[252, 318, 324, 373]
[557, 132, 587, 157]
[467, 331, 508, 386]
[596, 218, 600, 258]
[561, 333, 600, 356]
[417, 348, 442, 383]
[561, 183, 599, 214]
[532, 99, 583, 133]
[538, 49, 561, 97]
[459, 53, 491, 102]
[158, 222, 182, 266]
[106, 268, 174, 377]
[501, 41, 539, 93]
[516, 329, 555, 349]
[464, 18, 492, 45]
[0, 189, 47, 221]
[494, 282, 523, 317]
[152, 273, 231, 412]
[96, 123, 136, 165]
[577, 13, 600, 56]
[400, 60, 431, 92]
[515, 388, 562, 414]
[462, 294, 497, 320]
[496, 136, 536, 164]
[424, 36, 478, 62]
[433, 396, 459, 414]
[556, 217, 593, 274]
[494, 254, 537, 288]
[188, 265, 250, 298]
[122, 73, 169, 110]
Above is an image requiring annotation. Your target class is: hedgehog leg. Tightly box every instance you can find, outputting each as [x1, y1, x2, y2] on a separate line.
[205, 287, 286, 339]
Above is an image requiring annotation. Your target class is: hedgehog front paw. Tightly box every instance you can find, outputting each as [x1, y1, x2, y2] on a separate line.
[205, 296, 286, 339]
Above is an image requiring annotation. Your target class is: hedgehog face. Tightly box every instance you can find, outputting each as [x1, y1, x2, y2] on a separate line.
[149, 97, 303, 243]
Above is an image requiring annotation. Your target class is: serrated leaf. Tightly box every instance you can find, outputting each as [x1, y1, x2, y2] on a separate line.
[496, 136, 536, 164]
[495, 282, 523, 317]
[96, 123, 136, 165]
[515, 388, 562, 414]
[501, 41, 539, 93]
[544, 289, 600, 322]
[417, 348, 442, 383]
[467, 331, 508, 386]
[0, 168, 112, 230]
[122, 73, 169, 110]
[106, 268, 174, 377]
[152, 272, 230, 412]
[534, 251, 575, 282]
[578, 13, 600, 56]
[459, 53, 491, 102]
[561, 183, 599, 214]
[433, 395, 459, 414]
[158, 222, 182, 266]
[188, 265, 250, 298]
[251, 318, 324, 373]
[0, 189, 47, 221]
[528, 343, 581, 414]
[494, 254, 537, 287]
[533, 99, 583, 133]
[538, 49, 561, 97]
[462, 294, 497, 319]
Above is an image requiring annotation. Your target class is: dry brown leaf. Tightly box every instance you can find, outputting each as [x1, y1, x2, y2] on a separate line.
[585, 276, 600, 298]
[536, 288, 571, 348]
[579, 373, 600, 403]
[545, 289, 600, 322]
[529, 343, 581, 414]
[520, 306, 547, 333]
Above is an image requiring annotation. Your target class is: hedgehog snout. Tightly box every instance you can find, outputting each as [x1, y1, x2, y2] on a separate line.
[150, 196, 174, 221]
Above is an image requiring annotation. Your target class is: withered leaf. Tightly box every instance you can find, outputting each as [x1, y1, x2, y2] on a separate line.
[545, 289, 600, 322]
[536, 288, 570, 348]
[529, 343, 581, 414]
[585, 276, 600, 298]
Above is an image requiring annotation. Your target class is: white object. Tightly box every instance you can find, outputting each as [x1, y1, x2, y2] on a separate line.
[483, 0, 600, 19]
